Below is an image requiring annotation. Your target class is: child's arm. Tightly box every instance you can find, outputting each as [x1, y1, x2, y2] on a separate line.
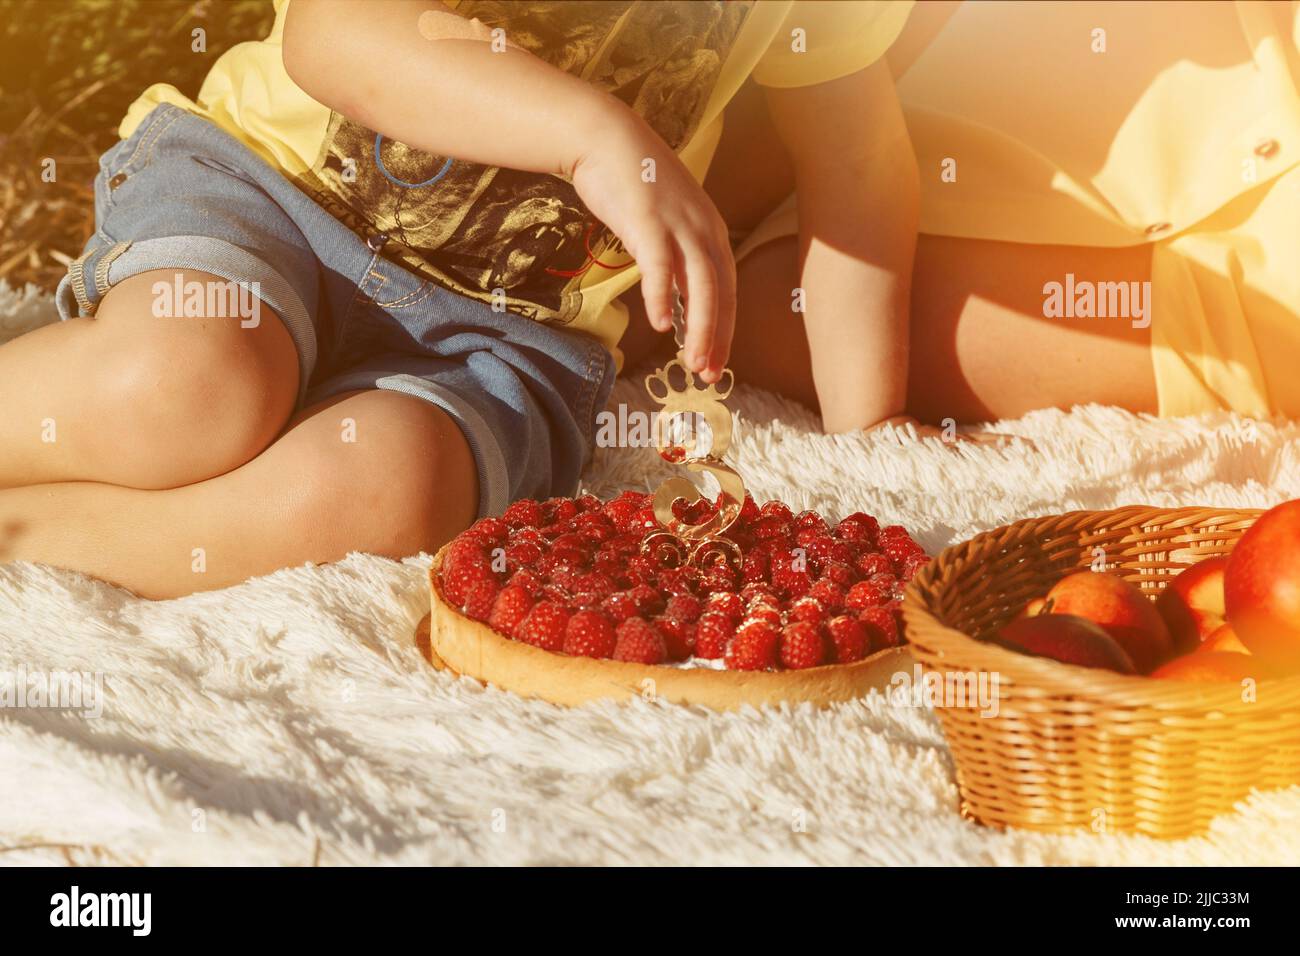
[763, 59, 920, 433]
[283, 0, 735, 381]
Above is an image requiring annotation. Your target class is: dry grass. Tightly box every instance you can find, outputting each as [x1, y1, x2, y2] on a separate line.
[0, 0, 274, 290]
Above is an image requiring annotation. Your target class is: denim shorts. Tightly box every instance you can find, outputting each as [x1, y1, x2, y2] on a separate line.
[55, 103, 615, 519]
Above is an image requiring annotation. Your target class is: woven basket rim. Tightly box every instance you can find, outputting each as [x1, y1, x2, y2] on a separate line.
[902, 504, 1300, 708]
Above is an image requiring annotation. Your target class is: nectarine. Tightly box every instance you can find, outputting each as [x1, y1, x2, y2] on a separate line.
[1045, 571, 1172, 673]
[1156, 556, 1228, 654]
[1150, 650, 1269, 683]
[1201, 622, 1249, 655]
[1225, 500, 1300, 674]
[995, 613, 1137, 674]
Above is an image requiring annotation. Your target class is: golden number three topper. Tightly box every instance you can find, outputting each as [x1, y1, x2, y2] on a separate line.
[641, 290, 747, 571]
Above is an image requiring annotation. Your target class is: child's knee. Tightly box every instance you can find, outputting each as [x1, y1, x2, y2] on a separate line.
[284, 390, 478, 559]
[84, 271, 300, 487]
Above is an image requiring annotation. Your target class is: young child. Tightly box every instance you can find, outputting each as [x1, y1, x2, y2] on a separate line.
[0, 0, 921, 599]
[7, 1, 1293, 600]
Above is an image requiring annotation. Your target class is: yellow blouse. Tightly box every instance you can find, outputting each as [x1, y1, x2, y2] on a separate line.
[897, 0, 1300, 418]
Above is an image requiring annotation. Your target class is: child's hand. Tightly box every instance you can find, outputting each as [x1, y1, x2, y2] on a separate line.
[571, 111, 735, 383]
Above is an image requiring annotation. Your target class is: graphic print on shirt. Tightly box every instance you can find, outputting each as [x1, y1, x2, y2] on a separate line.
[295, 0, 755, 325]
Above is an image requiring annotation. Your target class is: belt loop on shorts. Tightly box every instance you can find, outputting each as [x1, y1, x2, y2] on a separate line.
[92, 241, 132, 298]
[67, 245, 98, 316]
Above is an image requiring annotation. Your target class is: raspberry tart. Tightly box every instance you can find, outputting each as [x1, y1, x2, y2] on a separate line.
[423, 491, 926, 709]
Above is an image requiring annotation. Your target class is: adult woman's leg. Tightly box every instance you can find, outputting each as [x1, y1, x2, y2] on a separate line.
[688, 232, 1159, 424]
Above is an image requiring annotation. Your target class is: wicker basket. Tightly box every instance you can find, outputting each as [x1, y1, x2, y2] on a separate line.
[902, 505, 1300, 839]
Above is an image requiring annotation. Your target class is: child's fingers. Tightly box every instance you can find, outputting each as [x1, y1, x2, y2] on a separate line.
[680, 237, 719, 380]
[635, 236, 676, 334]
[705, 236, 737, 376]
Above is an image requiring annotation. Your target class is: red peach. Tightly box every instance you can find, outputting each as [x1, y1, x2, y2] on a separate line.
[1156, 556, 1228, 654]
[1224, 500, 1300, 673]
[1045, 571, 1173, 674]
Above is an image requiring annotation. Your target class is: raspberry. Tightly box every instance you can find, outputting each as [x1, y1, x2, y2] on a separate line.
[835, 513, 880, 545]
[516, 601, 570, 651]
[845, 580, 889, 611]
[655, 615, 696, 661]
[698, 564, 738, 595]
[704, 591, 745, 623]
[603, 496, 643, 534]
[725, 620, 780, 671]
[664, 593, 703, 623]
[741, 583, 780, 609]
[738, 494, 761, 525]
[591, 550, 624, 579]
[570, 570, 617, 599]
[751, 514, 793, 543]
[780, 621, 826, 669]
[576, 493, 603, 512]
[859, 606, 902, 649]
[445, 537, 489, 569]
[543, 562, 581, 593]
[626, 582, 665, 616]
[826, 616, 869, 663]
[771, 562, 812, 600]
[884, 537, 925, 564]
[461, 578, 500, 622]
[867, 572, 901, 600]
[442, 560, 497, 606]
[569, 591, 605, 611]
[510, 527, 546, 551]
[787, 596, 826, 625]
[488, 585, 534, 636]
[631, 507, 660, 534]
[467, 516, 509, 546]
[820, 560, 856, 588]
[740, 550, 769, 586]
[562, 609, 617, 659]
[573, 510, 614, 543]
[694, 611, 735, 659]
[794, 510, 829, 534]
[506, 568, 545, 599]
[759, 500, 794, 522]
[799, 531, 835, 558]
[502, 499, 544, 529]
[549, 532, 589, 565]
[854, 552, 893, 578]
[613, 618, 667, 664]
[601, 591, 642, 623]
[743, 605, 783, 629]
[541, 583, 572, 605]
[877, 524, 910, 542]
[806, 579, 845, 613]
[504, 539, 543, 569]
[545, 497, 580, 525]
[624, 553, 660, 585]
[657, 566, 700, 596]
[897, 552, 931, 583]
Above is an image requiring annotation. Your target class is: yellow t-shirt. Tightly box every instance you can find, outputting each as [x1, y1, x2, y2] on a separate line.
[895, 0, 1300, 418]
[121, 0, 914, 366]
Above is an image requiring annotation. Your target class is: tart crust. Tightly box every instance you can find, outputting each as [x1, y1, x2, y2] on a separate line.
[425, 546, 912, 710]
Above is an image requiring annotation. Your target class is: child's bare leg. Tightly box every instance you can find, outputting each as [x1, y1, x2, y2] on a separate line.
[0, 270, 299, 490]
[0, 389, 477, 600]
[700, 234, 1158, 424]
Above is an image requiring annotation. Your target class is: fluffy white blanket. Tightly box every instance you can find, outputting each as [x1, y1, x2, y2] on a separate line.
[2, 281, 1298, 866]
